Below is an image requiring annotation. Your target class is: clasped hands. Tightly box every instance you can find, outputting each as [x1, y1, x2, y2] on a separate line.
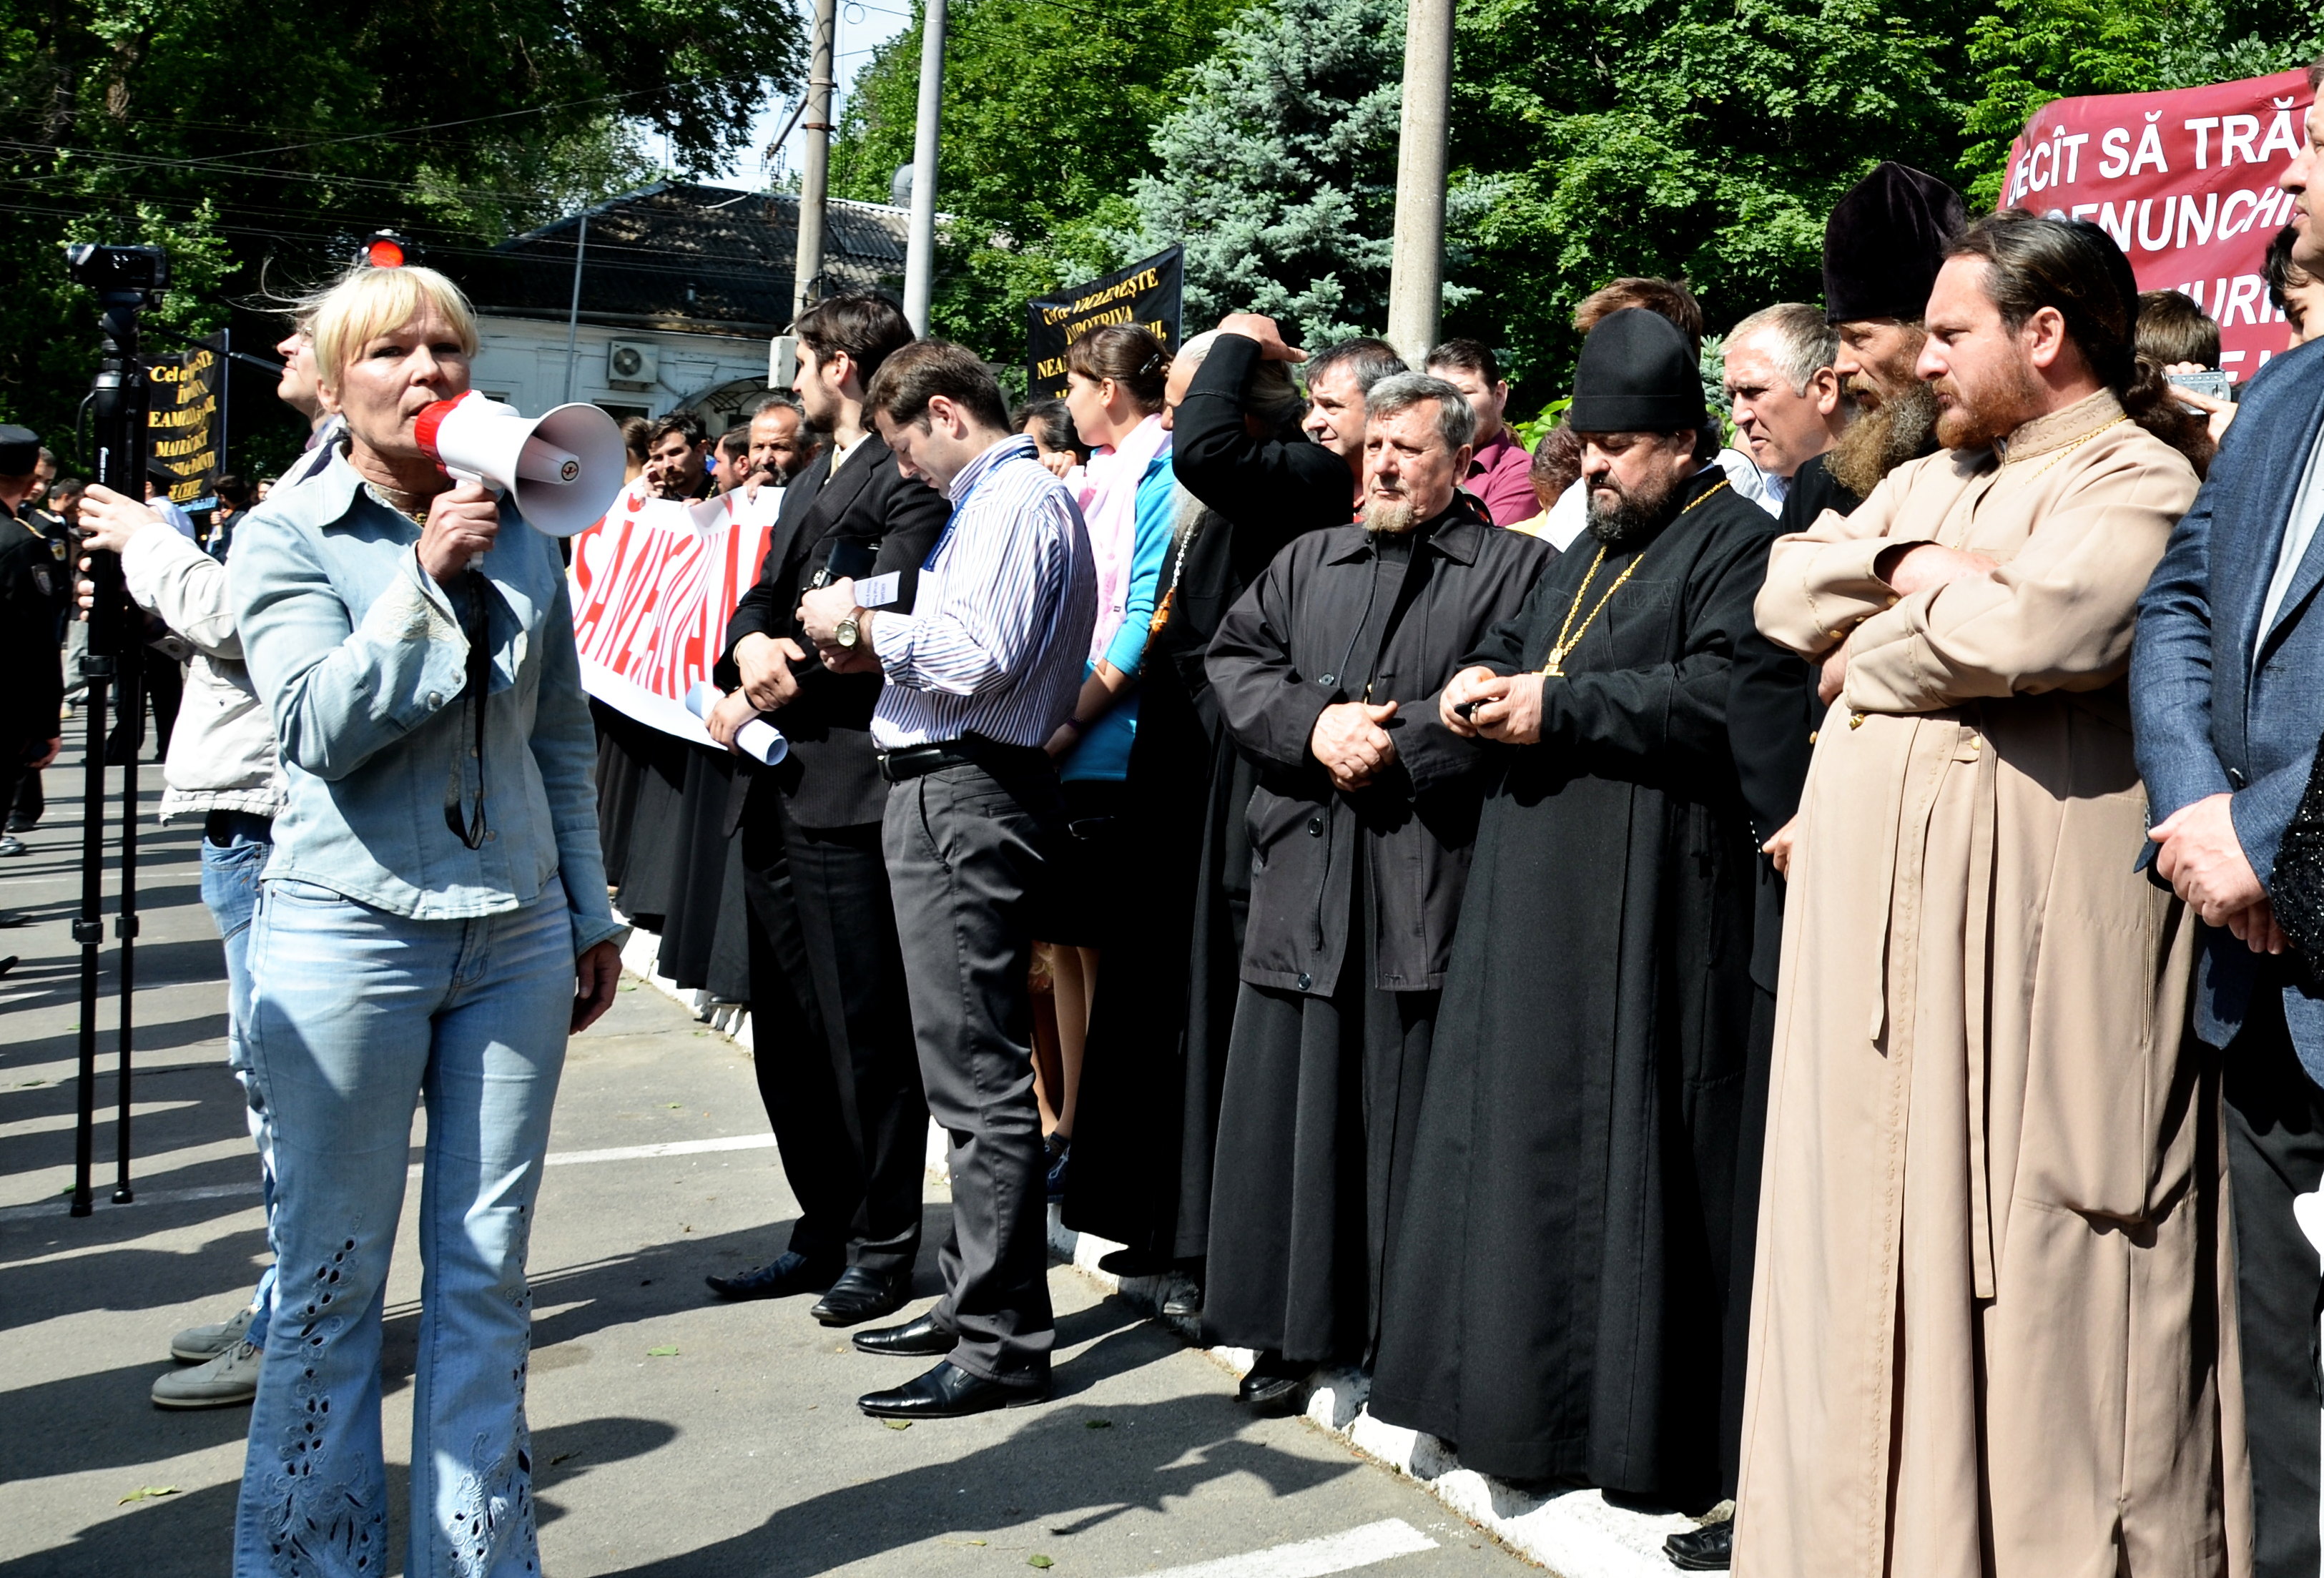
[2151, 793, 2284, 955]
[1311, 700, 1398, 791]
[1818, 542, 2000, 706]
[1439, 666, 1544, 745]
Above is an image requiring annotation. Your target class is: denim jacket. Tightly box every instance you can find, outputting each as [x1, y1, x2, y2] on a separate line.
[229, 450, 625, 957]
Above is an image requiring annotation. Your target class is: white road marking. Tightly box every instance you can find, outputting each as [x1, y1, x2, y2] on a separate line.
[0, 1131, 777, 1222]
[541, 1133, 775, 1168]
[1131, 1519, 1440, 1578]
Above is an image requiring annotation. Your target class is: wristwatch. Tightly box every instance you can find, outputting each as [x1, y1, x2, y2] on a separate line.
[834, 613, 861, 650]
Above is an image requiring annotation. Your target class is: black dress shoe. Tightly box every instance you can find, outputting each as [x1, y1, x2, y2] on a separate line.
[1664, 1519, 1732, 1571]
[811, 1266, 910, 1327]
[1236, 1352, 1306, 1415]
[0, 909, 28, 927]
[852, 1311, 955, 1357]
[1097, 1246, 1173, 1277]
[857, 1360, 1047, 1419]
[704, 1251, 840, 1301]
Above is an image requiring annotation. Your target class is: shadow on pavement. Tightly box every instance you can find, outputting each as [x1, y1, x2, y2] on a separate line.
[606, 1385, 1357, 1577]
[0, 1414, 679, 1578]
[0, 1213, 826, 1486]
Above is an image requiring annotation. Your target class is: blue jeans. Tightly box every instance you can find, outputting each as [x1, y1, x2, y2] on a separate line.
[235, 875, 576, 1578]
[200, 813, 275, 1345]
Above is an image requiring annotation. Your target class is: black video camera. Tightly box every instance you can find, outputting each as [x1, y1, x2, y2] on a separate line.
[63, 243, 169, 661]
[63, 243, 169, 296]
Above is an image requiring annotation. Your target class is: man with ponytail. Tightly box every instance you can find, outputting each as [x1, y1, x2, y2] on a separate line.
[1738, 210, 2232, 1574]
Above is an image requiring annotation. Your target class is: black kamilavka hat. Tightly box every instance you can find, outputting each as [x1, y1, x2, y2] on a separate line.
[1567, 309, 1704, 433]
[1823, 162, 1969, 325]
[0, 424, 36, 476]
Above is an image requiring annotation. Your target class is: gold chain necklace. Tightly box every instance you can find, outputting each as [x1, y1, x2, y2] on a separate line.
[2001, 414, 2129, 485]
[1542, 478, 1728, 677]
[368, 482, 433, 529]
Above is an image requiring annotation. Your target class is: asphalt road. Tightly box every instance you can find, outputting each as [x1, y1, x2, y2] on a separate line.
[0, 739, 1540, 1577]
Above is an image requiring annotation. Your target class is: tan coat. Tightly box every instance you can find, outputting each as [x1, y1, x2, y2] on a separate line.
[1735, 391, 2247, 1578]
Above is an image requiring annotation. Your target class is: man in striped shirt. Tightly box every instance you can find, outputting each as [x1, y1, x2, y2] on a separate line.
[799, 340, 1096, 1419]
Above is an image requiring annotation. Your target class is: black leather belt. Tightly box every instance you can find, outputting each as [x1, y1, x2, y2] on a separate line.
[878, 737, 1051, 784]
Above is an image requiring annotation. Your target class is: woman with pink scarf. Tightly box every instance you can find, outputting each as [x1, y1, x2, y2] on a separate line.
[1034, 325, 1176, 1200]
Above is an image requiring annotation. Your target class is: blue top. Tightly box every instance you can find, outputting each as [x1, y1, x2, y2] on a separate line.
[228, 450, 626, 957]
[1063, 448, 1173, 782]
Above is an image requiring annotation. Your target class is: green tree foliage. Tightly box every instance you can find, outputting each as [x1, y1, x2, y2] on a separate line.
[848, 0, 2323, 395]
[0, 0, 804, 448]
[1433, 0, 1986, 389]
[827, 0, 1254, 362]
[1961, 0, 2323, 203]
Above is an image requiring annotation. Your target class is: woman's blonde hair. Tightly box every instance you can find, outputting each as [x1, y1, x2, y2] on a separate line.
[302, 265, 479, 391]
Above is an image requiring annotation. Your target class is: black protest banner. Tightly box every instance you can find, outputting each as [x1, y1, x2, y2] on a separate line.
[148, 333, 223, 508]
[1026, 247, 1183, 400]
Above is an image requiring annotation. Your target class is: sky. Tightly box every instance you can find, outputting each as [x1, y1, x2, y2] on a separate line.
[707, 0, 917, 190]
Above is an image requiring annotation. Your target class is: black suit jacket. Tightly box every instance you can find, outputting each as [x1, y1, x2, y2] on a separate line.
[718, 431, 949, 829]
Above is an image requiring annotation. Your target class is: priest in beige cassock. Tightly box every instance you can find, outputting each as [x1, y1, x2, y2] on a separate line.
[1737, 209, 2244, 1576]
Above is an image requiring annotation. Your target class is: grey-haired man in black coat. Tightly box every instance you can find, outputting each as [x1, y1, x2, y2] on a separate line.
[1200, 373, 1550, 1409]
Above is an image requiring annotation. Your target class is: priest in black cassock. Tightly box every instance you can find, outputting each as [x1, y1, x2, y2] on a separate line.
[1201, 373, 1551, 1410]
[1367, 310, 1795, 1509]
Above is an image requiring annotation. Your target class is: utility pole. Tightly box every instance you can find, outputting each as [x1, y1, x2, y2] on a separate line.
[902, 0, 948, 336]
[561, 211, 589, 404]
[793, 0, 838, 319]
[1384, 0, 1454, 364]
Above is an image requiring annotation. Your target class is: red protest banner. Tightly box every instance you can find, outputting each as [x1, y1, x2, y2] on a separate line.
[2001, 69, 2313, 383]
[567, 482, 779, 745]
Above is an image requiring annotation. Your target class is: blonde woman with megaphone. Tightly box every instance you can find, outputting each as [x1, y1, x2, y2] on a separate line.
[225, 263, 626, 1578]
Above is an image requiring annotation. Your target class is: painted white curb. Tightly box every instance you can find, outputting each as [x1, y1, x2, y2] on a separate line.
[1042, 1203, 1721, 1578]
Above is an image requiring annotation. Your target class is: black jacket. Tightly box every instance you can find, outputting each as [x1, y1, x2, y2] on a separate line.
[1206, 501, 1552, 997]
[718, 432, 949, 829]
[1163, 333, 1357, 696]
[0, 502, 62, 753]
[1725, 453, 1861, 990]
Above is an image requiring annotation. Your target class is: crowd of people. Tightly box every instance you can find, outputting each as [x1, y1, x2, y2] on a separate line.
[12, 79, 2324, 1578]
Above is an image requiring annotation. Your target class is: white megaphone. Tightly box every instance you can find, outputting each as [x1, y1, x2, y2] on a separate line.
[413, 390, 626, 538]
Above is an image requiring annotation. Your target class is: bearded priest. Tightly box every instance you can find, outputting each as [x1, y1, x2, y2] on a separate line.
[1736, 211, 2233, 1575]
[1367, 308, 1798, 1506]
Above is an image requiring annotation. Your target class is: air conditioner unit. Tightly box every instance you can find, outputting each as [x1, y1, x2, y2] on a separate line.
[607, 340, 659, 386]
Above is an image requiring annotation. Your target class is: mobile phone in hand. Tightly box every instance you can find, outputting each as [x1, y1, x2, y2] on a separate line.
[2172, 368, 2232, 407]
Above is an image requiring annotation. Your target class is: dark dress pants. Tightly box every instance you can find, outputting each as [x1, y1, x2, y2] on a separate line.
[741, 800, 927, 1276]
[2225, 984, 2324, 1578]
[882, 762, 1058, 1388]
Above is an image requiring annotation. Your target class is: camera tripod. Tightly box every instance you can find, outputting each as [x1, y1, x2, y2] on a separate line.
[64, 242, 167, 1218]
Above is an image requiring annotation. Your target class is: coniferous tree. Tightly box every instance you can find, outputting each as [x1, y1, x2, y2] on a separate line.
[1123, 0, 1408, 346]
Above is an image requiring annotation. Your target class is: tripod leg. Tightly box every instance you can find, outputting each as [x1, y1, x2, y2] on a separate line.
[114, 662, 140, 1205]
[71, 670, 111, 1219]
